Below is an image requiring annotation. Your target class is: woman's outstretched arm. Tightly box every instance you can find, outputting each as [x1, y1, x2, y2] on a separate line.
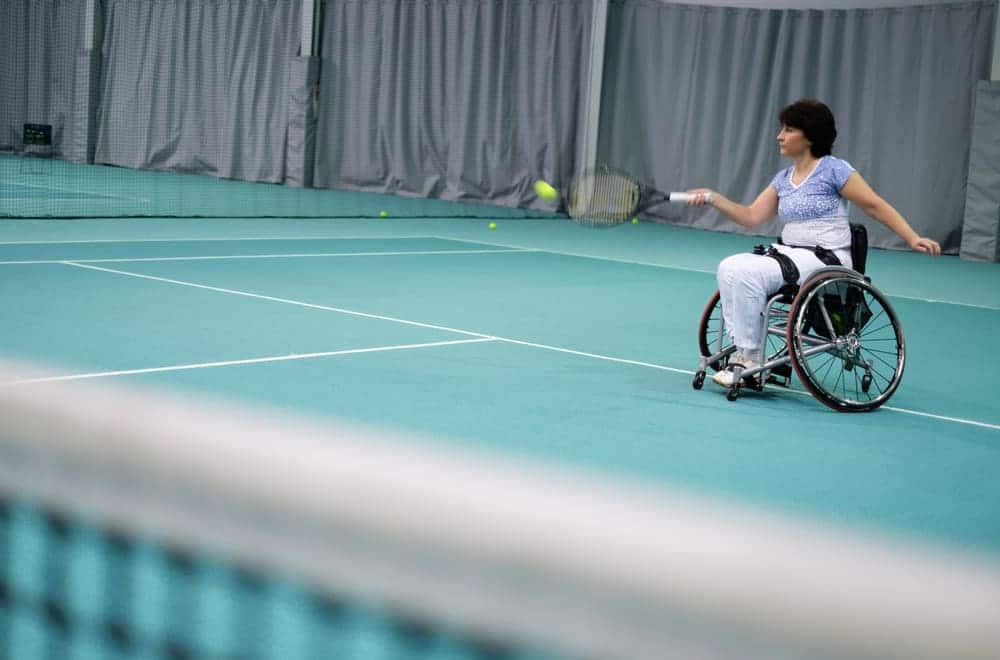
[840, 172, 941, 255]
[685, 186, 778, 229]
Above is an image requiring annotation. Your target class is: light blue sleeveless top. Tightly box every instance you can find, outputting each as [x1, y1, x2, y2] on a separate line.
[769, 156, 856, 249]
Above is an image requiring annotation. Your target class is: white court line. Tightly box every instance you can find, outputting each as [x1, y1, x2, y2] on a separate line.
[890, 296, 1000, 312]
[59, 261, 1000, 431]
[880, 406, 1000, 431]
[431, 235, 1000, 312]
[5, 338, 497, 385]
[3, 197, 133, 203]
[1, 179, 150, 203]
[63, 261, 492, 338]
[0, 248, 532, 266]
[496, 337, 692, 376]
[4, 232, 999, 309]
[431, 235, 719, 275]
[0, 235, 437, 246]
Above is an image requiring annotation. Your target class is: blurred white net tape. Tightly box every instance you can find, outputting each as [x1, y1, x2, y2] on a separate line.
[1, 358, 999, 660]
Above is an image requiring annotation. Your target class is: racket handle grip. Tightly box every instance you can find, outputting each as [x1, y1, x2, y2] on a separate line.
[669, 192, 713, 204]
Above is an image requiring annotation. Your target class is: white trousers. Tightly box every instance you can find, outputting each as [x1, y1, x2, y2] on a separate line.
[716, 244, 851, 352]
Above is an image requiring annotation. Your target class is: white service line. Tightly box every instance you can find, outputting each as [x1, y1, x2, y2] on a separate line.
[430, 235, 717, 275]
[60, 261, 1000, 431]
[11, 234, 1000, 312]
[881, 406, 1000, 431]
[498, 337, 693, 376]
[888, 296, 1000, 312]
[3, 233, 998, 310]
[431, 235, 1000, 312]
[1, 179, 149, 202]
[732, 380, 1000, 432]
[0, 248, 532, 266]
[0, 235, 438, 246]
[5, 338, 497, 385]
[62, 261, 493, 339]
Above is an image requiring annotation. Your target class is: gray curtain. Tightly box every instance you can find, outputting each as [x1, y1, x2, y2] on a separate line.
[599, 0, 997, 251]
[313, 0, 591, 208]
[960, 81, 1000, 261]
[94, 0, 301, 182]
[0, 0, 84, 154]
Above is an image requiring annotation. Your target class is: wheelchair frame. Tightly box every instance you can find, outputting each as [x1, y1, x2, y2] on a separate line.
[693, 266, 906, 412]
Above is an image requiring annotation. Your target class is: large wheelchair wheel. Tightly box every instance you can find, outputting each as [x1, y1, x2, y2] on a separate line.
[697, 290, 732, 372]
[787, 273, 905, 412]
[697, 290, 789, 373]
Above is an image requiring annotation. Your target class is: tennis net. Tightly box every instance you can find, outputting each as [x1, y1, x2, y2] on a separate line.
[0, 154, 552, 220]
[2, 358, 999, 660]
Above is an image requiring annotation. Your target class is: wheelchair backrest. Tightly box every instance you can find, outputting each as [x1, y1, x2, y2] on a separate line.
[849, 223, 868, 275]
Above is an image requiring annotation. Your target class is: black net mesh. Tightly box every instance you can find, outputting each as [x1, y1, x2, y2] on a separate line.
[0, 497, 559, 660]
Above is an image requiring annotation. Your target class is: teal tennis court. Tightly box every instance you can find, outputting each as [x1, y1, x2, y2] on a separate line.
[3, 215, 999, 552]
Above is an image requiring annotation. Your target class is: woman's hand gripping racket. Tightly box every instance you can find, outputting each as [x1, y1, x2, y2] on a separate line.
[563, 165, 712, 228]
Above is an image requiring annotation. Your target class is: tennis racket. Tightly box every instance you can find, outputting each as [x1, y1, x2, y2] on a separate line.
[566, 165, 712, 228]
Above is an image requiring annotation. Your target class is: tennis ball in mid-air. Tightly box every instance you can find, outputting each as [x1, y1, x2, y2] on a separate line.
[631, 217, 639, 224]
[488, 222, 497, 230]
[534, 180, 558, 202]
[379, 210, 388, 218]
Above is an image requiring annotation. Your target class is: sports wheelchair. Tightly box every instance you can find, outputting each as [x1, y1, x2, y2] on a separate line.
[692, 224, 905, 412]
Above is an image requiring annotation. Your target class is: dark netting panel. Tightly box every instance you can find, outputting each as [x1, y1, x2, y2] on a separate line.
[0, 498, 562, 660]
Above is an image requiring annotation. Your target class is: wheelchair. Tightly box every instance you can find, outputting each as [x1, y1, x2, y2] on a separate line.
[692, 224, 906, 412]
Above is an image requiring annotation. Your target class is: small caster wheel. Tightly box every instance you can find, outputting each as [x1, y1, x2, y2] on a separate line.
[726, 386, 740, 402]
[861, 373, 873, 393]
[692, 371, 705, 390]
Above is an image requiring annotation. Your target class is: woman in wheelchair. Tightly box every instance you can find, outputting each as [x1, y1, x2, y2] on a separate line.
[685, 99, 940, 393]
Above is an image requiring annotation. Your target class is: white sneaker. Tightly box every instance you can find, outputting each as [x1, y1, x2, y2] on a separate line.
[712, 352, 760, 387]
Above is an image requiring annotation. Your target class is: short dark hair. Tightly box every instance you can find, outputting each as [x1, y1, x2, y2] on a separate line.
[779, 99, 837, 158]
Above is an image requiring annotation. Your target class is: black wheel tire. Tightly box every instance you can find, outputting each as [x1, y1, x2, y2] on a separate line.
[696, 290, 729, 372]
[787, 274, 905, 412]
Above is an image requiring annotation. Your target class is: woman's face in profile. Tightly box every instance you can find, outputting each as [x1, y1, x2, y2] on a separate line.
[777, 124, 810, 158]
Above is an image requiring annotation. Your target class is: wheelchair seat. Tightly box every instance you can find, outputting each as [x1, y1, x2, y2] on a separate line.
[849, 222, 868, 276]
[773, 223, 869, 302]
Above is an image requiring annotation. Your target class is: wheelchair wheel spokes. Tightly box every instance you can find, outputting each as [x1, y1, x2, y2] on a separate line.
[697, 290, 733, 372]
[788, 275, 905, 412]
[765, 301, 791, 359]
[853, 293, 906, 398]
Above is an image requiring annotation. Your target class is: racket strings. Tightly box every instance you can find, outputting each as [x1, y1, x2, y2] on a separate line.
[570, 170, 640, 227]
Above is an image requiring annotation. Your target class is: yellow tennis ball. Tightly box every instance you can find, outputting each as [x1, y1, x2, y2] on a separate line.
[631, 217, 639, 224]
[488, 222, 497, 230]
[379, 210, 388, 218]
[534, 180, 558, 202]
